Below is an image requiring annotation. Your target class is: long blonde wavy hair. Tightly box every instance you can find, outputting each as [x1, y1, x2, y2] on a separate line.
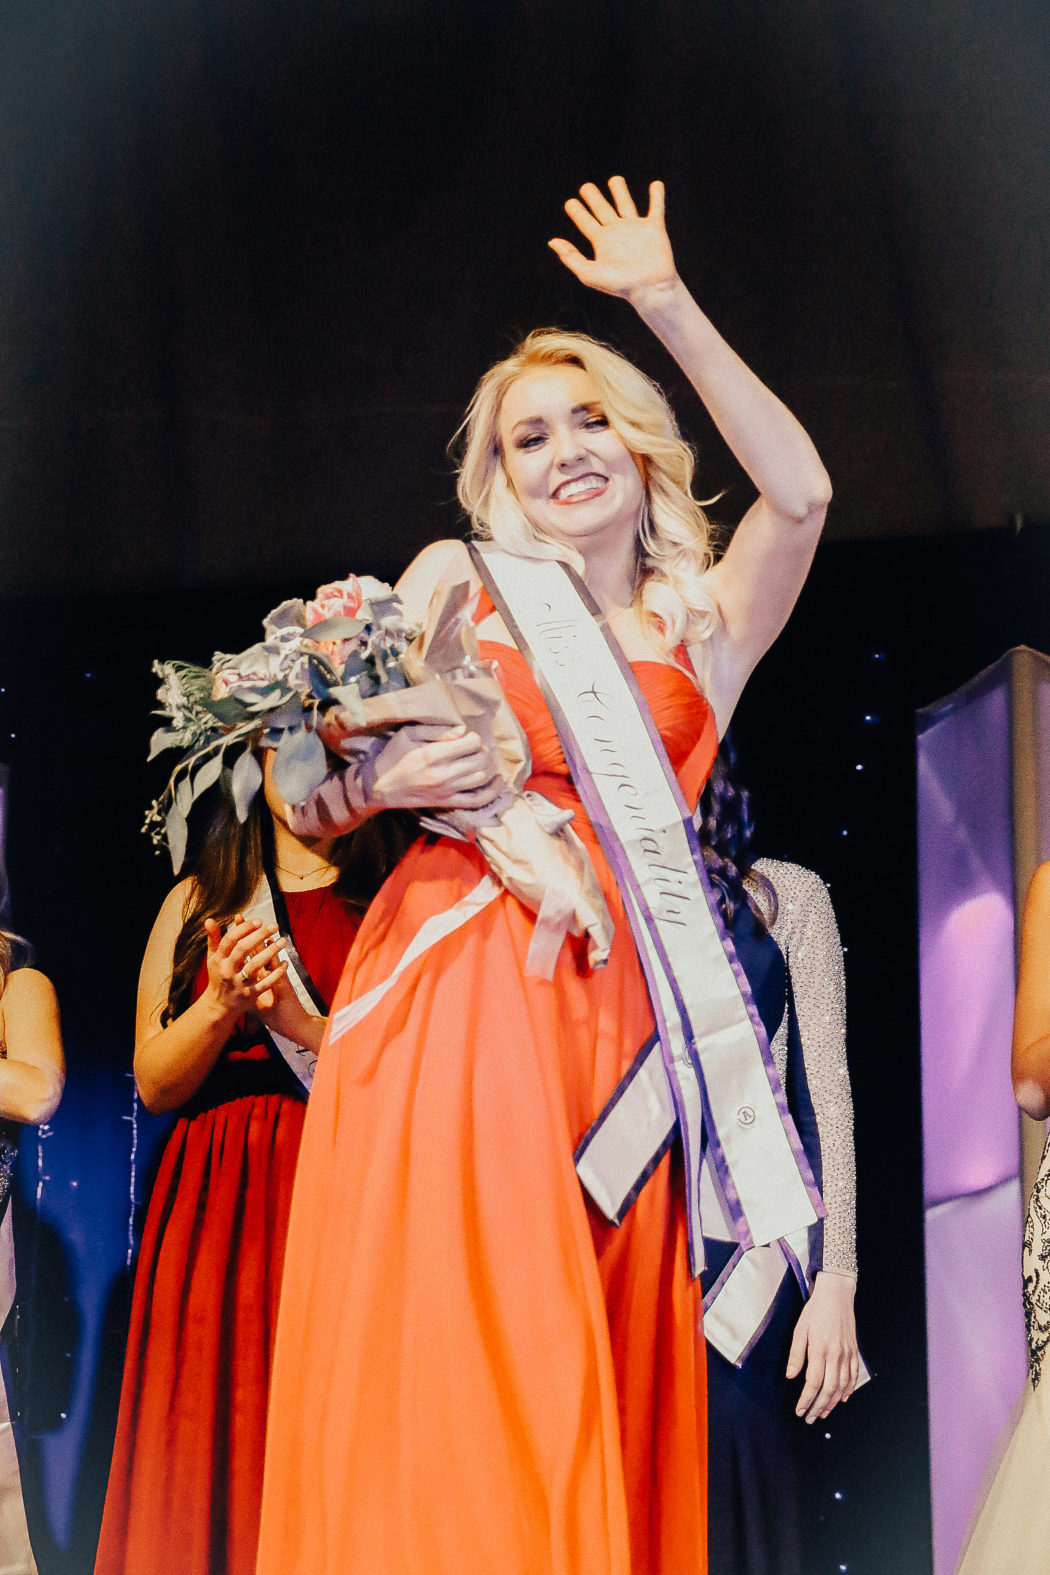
[456, 328, 722, 664]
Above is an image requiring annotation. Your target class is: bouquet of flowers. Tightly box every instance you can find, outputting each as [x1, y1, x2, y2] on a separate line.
[146, 572, 613, 973]
[145, 576, 414, 871]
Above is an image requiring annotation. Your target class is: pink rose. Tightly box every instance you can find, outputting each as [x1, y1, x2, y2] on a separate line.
[304, 577, 364, 626]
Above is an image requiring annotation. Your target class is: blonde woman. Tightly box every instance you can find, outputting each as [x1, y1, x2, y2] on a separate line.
[256, 176, 831, 1575]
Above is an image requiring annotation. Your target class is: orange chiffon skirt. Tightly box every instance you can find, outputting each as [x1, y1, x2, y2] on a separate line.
[256, 655, 717, 1575]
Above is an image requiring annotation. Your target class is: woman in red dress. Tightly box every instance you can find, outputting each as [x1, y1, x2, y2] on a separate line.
[255, 176, 833, 1575]
[94, 756, 408, 1575]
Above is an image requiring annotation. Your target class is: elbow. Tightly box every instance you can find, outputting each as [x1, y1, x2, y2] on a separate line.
[133, 1070, 176, 1117]
[795, 473, 833, 523]
[1014, 1075, 1050, 1122]
[22, 1073, 64, 1128]
[772, 474, 832, 530]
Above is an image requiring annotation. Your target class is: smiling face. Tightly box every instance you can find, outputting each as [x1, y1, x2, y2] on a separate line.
[497, 363, 646, 552]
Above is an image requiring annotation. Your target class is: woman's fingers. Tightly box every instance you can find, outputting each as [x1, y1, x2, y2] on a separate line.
[800, 1346, 856, 1421]
[248, 958, 289, 996]
[647, 179, 665, 224]
[563, 196, 603, 244]
[226, 924, 278, 975]
[785, 1318, 808, 1381]
[577, 181, 620, 224]
[547, 237, 591, 280]
[606, 175, 638, 218]
[217, 916, 265, 958]
[795, 1353, 825, 1420]
[242, 937, 284, 974]
[444, 780, 504, 809]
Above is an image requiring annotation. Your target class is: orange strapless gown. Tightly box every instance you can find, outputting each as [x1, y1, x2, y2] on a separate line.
[255, 644, 719, 1575]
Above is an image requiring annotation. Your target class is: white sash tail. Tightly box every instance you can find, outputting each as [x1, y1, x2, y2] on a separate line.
[471, 547, 823, 1277]
[241, 871, 329, 1093]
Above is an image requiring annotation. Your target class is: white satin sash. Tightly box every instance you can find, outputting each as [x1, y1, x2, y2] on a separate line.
[240, 872, 329, 1093]
[471, 548, 823, 1276]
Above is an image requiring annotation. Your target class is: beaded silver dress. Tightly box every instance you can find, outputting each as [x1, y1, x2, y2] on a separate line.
[752, 857, 857, 1276]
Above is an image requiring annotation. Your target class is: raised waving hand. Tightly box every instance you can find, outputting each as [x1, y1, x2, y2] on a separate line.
[549, 177, 677, 307]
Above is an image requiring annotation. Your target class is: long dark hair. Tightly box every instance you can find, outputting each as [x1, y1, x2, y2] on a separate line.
[165, 792, 415, 1023]
[0, 859, 34, 1000]
[697, 736, 776, 931]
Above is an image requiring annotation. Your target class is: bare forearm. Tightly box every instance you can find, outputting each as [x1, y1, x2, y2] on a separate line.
[135, 994, 236, 1114]
[631, 278, 831, 521]
[0, 1061, 63, 1125]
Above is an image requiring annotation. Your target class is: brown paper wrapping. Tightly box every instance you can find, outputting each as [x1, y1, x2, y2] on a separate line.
[316, 578, 613, 972]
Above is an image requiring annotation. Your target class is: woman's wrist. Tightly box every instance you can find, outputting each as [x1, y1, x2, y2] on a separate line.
[815, 1267, 858, 1290]
[197, 987, 241, 1033]
[628, 273, 691, 327]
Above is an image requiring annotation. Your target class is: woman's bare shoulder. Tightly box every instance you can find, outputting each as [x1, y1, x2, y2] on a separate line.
[2, 968, 58, 1011]
[396, 539, 478, 622]
[156, 877, 195, 925]
[1025, 862, 1050, 920]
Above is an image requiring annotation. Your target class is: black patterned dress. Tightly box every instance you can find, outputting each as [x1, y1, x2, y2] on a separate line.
[955, 1130, 1050, 1571]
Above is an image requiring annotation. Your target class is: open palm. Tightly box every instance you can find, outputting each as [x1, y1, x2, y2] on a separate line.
[549, 176, 678, 302]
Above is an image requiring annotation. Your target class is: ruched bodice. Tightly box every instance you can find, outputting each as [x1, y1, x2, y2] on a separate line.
[480, 639, 717, 816]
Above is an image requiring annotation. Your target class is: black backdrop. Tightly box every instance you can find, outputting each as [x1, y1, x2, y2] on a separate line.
[2, 1, 1050, 1570]
[2, 0, 1050, 598]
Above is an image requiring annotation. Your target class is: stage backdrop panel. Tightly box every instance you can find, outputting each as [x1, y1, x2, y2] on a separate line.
[917, 646, 1050, 1575]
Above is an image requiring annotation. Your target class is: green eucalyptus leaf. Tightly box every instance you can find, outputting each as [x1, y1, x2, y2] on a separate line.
[192, 750, 225, 799]
[306, 615, 365, 641]
[326, 686, 367, 725]
[265, 703, 310, 732]
[272, 726, 327, 805]
[231, 748, 263, 823]
[165, 803, 188, 874]
[174, 772, 194, 816]
[148, 727, 186, 761]
[202, 695, 252, 725]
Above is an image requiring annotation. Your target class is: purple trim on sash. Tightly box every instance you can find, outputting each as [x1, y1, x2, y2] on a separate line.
[702, 1244, 744, 1314]
[732, 1295, 782, 1369]
[780, 1239, 810, 1298]
[573, 1032, 677, 1225]
[701, 1245, 784, 1368]
[573, 1031, 661, 1160]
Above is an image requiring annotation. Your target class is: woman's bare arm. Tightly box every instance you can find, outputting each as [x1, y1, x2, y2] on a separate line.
[1012, 862, 1050, 1119]
[551, 177, 830, 722]
[0, 968, 65, 1125]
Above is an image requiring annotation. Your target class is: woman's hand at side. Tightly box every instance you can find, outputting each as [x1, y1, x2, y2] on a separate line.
[0, 969, 65, 1125]
[785, 1270, 860, 1423]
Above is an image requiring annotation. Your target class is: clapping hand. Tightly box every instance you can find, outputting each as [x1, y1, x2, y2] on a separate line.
[549, 177, 679, 309]
[203, 916, 289, 1021]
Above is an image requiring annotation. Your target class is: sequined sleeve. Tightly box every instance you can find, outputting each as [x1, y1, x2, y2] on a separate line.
[754, 858, 858, 1276]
